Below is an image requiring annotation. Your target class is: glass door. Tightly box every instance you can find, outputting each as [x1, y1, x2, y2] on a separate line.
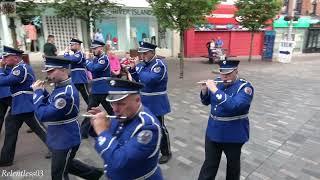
[304, 29, 320, 53]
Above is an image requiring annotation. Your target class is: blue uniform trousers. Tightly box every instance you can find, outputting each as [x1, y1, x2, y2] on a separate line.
[51, 145, 102, 180]
[0, 112, 47, 163]
[198, 137, 244, 180]
[81, 94, 113, 138]
[74, 83, 90, 105]
[0, 97, 11, 134]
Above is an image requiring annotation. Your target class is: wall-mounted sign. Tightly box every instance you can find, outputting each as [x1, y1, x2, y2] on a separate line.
[195, 23, 245, 31]
[310, 23, 320, 28]
[106, 7, 153, 16]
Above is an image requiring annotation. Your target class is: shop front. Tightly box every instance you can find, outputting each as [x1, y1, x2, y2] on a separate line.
[304, 22, 320, 53]
[96, 7, 174, 56]
[273, 16, 312, 55]
[184, 4, 265, 58]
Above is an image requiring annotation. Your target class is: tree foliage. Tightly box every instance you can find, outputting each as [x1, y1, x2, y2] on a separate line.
[149, 0, 219, 78]
[16, 1, 44, 16]
[48, 0, 117, 48]
[235, 0, 282, 61]
[149, 0, 218, 32]
[50, 0, 117, 22]
[235, 0, 283, 31]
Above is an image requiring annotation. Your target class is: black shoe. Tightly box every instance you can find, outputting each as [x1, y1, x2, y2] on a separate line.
[0, 161, 13, 167]
[81, 134, 89, 139]
[45, 151, 52, 159]
[92, 168, 104, 180]
[159, 154, 172, 164]
[27, 128, 33, 133]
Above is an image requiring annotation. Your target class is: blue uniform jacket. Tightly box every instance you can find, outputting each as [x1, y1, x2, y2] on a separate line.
[0, 61, 35, 115]
[94, 107, 163, 180]
[0, 66, 12, 98]
[33, 78, 81, 150]
[86, 53, 111, 94]
[64, 50, 88, 84]
[130, 57, 171, 116]
[200, 78, 254, 143]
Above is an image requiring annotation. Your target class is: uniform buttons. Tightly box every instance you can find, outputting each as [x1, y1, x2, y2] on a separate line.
[116, 130, 120, 134]
[119, 126, 123, 130]
[214, 108, 217, 111]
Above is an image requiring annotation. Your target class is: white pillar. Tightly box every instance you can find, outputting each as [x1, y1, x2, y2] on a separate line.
[1, 14, 12, 46]
[125, 14, 131, 51]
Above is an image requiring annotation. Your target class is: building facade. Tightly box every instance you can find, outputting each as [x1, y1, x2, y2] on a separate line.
[184, 4, 265, 58]
[274, 0, 320, 54]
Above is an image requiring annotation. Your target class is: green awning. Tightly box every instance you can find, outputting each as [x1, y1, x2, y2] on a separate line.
[273, 16, 312, 28]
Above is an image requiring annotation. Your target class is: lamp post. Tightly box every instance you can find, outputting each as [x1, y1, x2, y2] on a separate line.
[287, 0, 296, 41]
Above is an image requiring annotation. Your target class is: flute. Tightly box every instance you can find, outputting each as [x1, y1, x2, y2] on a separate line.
[82, 114, 127, 119]
[197, 80, 233, 84]
[30, 78, 54, 88]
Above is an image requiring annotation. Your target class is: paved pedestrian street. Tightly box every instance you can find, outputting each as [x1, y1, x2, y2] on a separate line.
[1, 56, 320, 180]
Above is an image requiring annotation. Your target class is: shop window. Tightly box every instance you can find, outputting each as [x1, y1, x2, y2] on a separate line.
[311, 0, 317, 16]
[282, 33, 295, 41]
[96, 18, 118, 50]
[281, 0, 289, 14]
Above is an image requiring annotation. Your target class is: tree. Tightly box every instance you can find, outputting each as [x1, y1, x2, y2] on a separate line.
[3, 1, 44, 48]
[49, 0, 117, 48]
[148, 0, 219, 78]
[235, 0, 282, 61]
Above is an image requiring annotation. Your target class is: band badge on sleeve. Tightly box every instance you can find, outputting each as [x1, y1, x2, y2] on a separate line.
[153, 66, 161, 73]
[216, 94, 222, 100]
[98, 136, 106, 146]
[244, 87, 252, 95]
[137, 130, 153, 144]
[74, 54, 80, 58]
[99, 60, 105, 64]
[54, 98, 67, 109]
[12, 69, 20, 76]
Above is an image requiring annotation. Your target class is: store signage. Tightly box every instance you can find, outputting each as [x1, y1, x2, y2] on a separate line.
[195, 23, 246, 31]
[311, 23, 320, 28]
[108, 7, 153, 16]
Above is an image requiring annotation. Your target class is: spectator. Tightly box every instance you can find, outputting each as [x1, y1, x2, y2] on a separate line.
[215, 36, 224, 48]
[94, 29, 104, 43]
[106, 48, 121, 77]
[43, 35, 57, 56]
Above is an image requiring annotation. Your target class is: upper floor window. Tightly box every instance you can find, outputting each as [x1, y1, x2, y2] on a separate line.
[295, 0, 302, 15]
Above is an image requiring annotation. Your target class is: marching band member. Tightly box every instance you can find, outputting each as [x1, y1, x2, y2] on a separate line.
[129, 41, 172, 164]
[81, 40, 113, 139]
[88, 78, 163, 180]
[198, 60, 254, 180]
[64, 38, 90, 105]
[0, 54, 11, 135]
[32, 56, 103, 180]
[0, 46, 47, 167]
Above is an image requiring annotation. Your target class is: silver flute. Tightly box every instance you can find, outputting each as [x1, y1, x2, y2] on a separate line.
[197, 80, 232, 84]
[82, 114, 127, 119]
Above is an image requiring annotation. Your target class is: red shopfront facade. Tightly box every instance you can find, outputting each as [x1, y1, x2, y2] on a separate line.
[184, 5, 265, 58]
